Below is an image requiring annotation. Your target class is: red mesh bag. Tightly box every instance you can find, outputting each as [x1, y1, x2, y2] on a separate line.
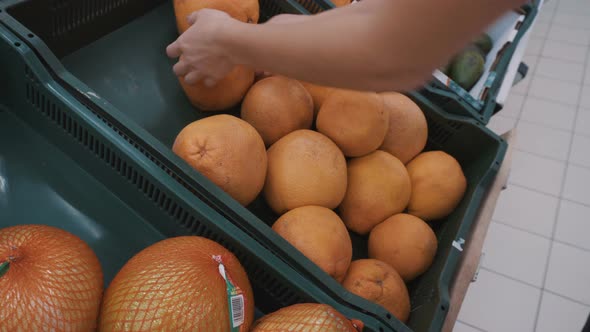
[251, 303, 364, 332]
[98, 236, 254, 331]
[0, 224, 104, 331]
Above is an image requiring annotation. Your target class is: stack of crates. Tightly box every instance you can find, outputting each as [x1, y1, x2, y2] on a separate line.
[0, 0, 538, 330]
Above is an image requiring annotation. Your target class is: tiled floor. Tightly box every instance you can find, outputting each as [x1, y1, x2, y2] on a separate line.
[456, 0, 590, 331]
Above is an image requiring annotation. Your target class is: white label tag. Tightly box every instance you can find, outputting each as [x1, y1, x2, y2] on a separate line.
[453, 238, 465, 252]
[231, 294, 245, 327]
[212, 254, 245, 330]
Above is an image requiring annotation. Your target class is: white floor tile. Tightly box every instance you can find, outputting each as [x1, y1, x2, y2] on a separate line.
[576, 107, 590, 135]
[528, 76, 581, 106]
[510, 150, 566, 196]
[523, 54, 540, 70]
[487, 115, 516, 136]
[553, 12, 590, 29]
[452, 322, 482, 332]
[512, 71, 533, 94]
[579, 86, 590, 109]
[500, 93, 525, 118]
[458, 269, 541, 332]
[570, 134, 590, 168]
[545, 241, 590, 305]
[533, 22, 551, 38]
[536, 291, 590, 332]
[547, 25, 590, 46]
[482, 222, 551, 287]
[558, 0, 590, 15]
[563, 164, 590, 206]
[526, 37, 545, 56]
[536, 57, 585, 83]
[520, 97, 576, 131]
[537, 7, 554, 23]
[542, 0, 557, 12]
[493, 185, 558, 237]
[515, 121, 571, 161]
[541, 39, 588, 63]
[555, 200, 590, 251]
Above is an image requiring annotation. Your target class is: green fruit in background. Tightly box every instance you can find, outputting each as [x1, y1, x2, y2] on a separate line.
[473, 33, 493, 56]
[439, 62, 451, 75]
[449, 48, 485, 91]
[464, 44, 486, 58]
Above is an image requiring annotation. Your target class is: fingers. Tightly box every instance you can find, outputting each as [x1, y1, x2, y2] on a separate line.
[166, 40, 182, 58]
[172, 60, 190, 77]
[203, 77, 218, 87]
[184, 71, 204, 85]
[182, 71, 220, 87]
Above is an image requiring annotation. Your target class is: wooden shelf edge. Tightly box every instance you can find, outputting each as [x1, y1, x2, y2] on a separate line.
[441, 129, 516, 332]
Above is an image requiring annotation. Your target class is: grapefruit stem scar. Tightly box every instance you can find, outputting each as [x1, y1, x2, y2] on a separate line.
[0, 261, 10, 278]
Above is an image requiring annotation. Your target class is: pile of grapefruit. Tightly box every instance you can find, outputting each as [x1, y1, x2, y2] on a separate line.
[170, 0, 468, 325]
[0, 225, 258, 331]
[0, 0, 470, 329]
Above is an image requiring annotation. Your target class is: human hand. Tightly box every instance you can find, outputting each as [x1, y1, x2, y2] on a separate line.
[265, 13, 310, 25]
[251, 14, 309, 79]
[166, 9, 239, 87]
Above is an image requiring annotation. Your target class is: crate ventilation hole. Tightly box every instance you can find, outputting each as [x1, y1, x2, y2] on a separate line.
[50, 0, 131, 37]
[24, 66, 303, 306]
[426, 118, 452, 147]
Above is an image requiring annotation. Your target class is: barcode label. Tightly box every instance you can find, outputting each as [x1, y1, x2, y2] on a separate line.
[230, 294, 245, 327]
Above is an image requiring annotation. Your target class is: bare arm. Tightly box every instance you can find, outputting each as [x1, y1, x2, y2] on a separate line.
[167, 0, 526, 92]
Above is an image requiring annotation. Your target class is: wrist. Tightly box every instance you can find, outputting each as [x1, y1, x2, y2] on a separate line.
[217, 19, 252, 66]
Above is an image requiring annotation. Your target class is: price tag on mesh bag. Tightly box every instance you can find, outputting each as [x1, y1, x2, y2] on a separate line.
[213, 255, 245, 331]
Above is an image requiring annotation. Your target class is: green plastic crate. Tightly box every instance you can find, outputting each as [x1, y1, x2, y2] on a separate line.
[293, 0, 538, 125]
[0, 23, 394, 332]
[0, 1, 508, 331]
[421, 4, 538, 125]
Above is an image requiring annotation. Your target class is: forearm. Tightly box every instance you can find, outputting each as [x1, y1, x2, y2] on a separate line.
[221, 0, 525, 92]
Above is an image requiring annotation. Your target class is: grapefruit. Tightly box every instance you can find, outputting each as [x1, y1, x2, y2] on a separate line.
[299, 81, 336, 118]
[406, 151, 467, 221]
[368, 214, 438, 282]
[316, 89, 389, 157]
[178, 66, 255, 112]
[172, 114, 267, 206]
[331, 0, 352, 6]
[272, 206, 352, 282]
[241, 76, 313, 146]
[99, 236, 255, 331]
[0, 225, 103, 331]
[339, 151, 411, 235]
[379, 92, 428, 164]
[295, 0, 350, 8]
[174, 0, 259, 33]
[251, 303, 361, 332]
[173, 0, 258, 111]
[342, 259, 410, 322]
[264, 129, 347, 214]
